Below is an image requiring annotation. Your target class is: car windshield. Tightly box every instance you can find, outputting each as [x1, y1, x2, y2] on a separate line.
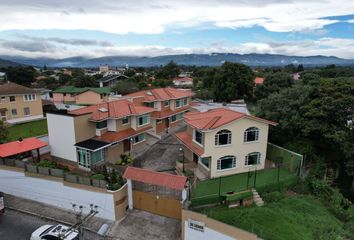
[39, 226, 56, 237]
[41, 235, 61, 240]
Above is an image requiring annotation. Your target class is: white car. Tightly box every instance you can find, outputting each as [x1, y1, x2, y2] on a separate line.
[30, 224, 79, 240]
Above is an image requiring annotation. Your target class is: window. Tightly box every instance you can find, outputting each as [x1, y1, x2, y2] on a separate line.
[215, 129, 232, 146]
[200, 157, 210, 169]
[96, 120, 107, 129]
[122, 117, 129, 125]
[23, 107, 30, 116]
[138, 114, 149, 126]
[11, 109, 17, 116]
[23, 94, 36, 102]
[78, 149, 91, 168]
[133, 133, 145, 144]
[91, 150, 105, 164]
[175, 99, 181, 108]
[245, 152, 261, 166]
[156, 119, 162, 124]
[183, 98, 188, 106]
[194, 129, 203, 145]
[217, 155, 236, 170]
[144, 102, 155, 108]
[0, 96, 6, 103]
[9, 96, 15, 102]
[163, 100, 170, 107]
[171, 113, 183, 122]
[244, 127, 259, 142]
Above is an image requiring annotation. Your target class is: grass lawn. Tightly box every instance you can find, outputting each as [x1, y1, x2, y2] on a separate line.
[192, 168, 295, 200]
[202, 195, 350, 240]
[7, 120, 48, 141]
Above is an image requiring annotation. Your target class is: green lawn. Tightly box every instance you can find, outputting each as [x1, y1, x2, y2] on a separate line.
[191, 168, 297, 205]
[7, 120, 48, 141]
[202, 195, 350, 240]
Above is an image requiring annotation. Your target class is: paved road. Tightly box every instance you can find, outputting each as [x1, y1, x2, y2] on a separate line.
[0, 209, 101, 240]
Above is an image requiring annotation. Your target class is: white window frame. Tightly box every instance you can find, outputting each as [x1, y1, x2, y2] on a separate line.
[193, 129, 203, 147]
[77, 148, 91, 168]
[217, 155, 236, 171]
[11, 108, 17, 116]
[163, 100, 170, 107]
[96, 120, 108, 129]
[137, 114, 150, 127]
[245, 152, 261, 166]
[215, 129, 232, 146]
[23, 107, 30, 116]
[122, 117, 129, 125]
[244, 127, 260, 143]
[183, 97, 188, 106]
[133, 133, 146, 145]
[23, 94, 36, 102]
[175, 99, 182, 108]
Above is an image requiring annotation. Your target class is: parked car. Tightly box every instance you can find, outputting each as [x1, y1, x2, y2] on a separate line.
[0, 192, 4, 214]
[30, 224, 79, 240]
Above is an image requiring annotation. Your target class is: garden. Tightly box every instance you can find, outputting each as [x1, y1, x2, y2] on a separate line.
[7, 119, 48, 141]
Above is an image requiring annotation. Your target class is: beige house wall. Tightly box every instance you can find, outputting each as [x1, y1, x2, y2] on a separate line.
[106, 143, 124, 164]
[0, 93, 43, 121]
[111, 184, 128, 221]
[73, 114, 96, 143]
[76, 91, 107, 105]
[52, 93, 64, 103]
[201, 118, 269, 178]
[116, 117, 131, 131]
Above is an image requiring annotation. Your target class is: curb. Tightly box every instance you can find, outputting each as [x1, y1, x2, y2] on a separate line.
[5, 206, 101, 234]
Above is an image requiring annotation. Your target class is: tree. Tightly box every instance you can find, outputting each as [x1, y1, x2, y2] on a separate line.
[71, 75, 97, 88]
[155, 61, 180, 79]
[297, 64, 304, 72]
[5, 66, 36, 87]
[213, 62, 254, 102]
[255, 72, 293, 100]
[0, 120, 8, 144]
[113, 80, 139, 95]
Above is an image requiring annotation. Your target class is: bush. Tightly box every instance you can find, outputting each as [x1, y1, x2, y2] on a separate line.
[116, 154, 133, 166]
[91, 173, 105, 180]
[37, 159, 57, 168]
[262, 191, 284, 203]
[292, 181, 311, 194]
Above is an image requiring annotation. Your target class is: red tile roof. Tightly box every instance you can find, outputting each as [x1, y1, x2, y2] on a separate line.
[123, 166, 187, 190]
[150, 106, 189, 119]
[175, 131, 204, 156]
[184, 108, 277, 130]
[173, 76, 193, 83]
[254, 77, 265, 85]
[95, 126, 152, 143]
[0, 137, 48, 158]
[125, 88, 193, 102]
[69, 99, 154, 121]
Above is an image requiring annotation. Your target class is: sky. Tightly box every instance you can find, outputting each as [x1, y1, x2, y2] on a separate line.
[0, 0, 354, 59]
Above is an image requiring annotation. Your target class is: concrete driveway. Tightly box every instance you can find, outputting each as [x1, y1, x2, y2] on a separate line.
[107, 210, 180, 240]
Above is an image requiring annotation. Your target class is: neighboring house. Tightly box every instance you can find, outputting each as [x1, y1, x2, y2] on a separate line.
[99, 64, 109, 73]
[254, 77, 264, 85]
[97, 74, 128, 88]
[53, 86, 111, 105]
[34, 88, 52, 100]
[190, 100, 250, 115]
[47, 99, 155, 170]
[173, 76, 193, 87]
[0, 82, 44, 124]
[0, 72, 6, 81]
[175, 108, 277, 179]
[125, 88, 194, 135]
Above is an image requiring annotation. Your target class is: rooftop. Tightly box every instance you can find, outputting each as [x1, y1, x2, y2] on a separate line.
[74, 139, 111, 151]
[95, 126, 152, 143]
[175, 131, 204, 156]
[0, 137, 48, 158]
[125, 87, 193, 102]
[69, 99, 155, 121]
[254, 77, 265, 85]
[97, 74, 128, 83]
[53, 86, 111, 95]
[184, 108, 277, 130]
[191, 101, 250, 115]
[0, 82, 39, 95]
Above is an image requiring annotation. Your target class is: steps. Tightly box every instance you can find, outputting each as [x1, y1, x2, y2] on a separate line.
[252, 189, 264, 206]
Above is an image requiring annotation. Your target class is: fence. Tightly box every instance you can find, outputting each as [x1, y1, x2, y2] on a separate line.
[0, 158, 107, 189]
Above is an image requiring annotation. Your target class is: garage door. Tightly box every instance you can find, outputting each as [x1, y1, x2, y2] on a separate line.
[133, 190, 181, 219]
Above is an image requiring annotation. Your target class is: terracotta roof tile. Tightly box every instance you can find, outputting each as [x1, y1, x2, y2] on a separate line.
[254, 77, 265, 85]
[123, 166, 187, 190]
[175, 131, 204, 156]
[95, 126, 152, 143]
[150, 106, 189, 119]
[0, 137, 48, 158]
[125, 87, 194, 102]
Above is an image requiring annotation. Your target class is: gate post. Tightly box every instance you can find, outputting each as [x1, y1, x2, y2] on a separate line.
[127, 179, 133, 210]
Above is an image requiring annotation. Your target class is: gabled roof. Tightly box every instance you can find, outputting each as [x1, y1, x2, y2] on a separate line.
[53, 86, 111, 95]
[69, 99, 155, 121]
[95, 126, 152, 143]
[125, 87, 193, 102]
[97, 74, 128, 83]
[123, 166, 187, 190]
[184, 108, 277, 130]
[0, 137, 48, 158]
[173, 76, 193, 83]
[254, 77, 265, 85]
[175, 131, 204, 156]
[150, 106, 189, 119]
[0, 82, 39, 95]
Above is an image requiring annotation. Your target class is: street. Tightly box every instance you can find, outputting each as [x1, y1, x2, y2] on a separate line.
[0, 209, 102, 240]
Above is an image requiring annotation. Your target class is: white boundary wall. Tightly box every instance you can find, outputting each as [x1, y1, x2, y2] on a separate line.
[0, 168, 116, 221]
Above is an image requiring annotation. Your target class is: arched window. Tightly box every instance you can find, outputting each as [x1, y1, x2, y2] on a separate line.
[215, 129, 232, 145]
[245, 152, 261, 166]
[217, 155, 236, 170]
[244, 127, 259, 142]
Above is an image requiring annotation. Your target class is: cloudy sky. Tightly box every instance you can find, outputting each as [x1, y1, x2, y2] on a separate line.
[0, 0, 354, 59]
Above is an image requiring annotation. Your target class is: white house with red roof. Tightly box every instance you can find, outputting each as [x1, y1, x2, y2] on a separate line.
[173, 76, 193, 87]
[175, 108, 277, 179]
[47, 99, 156, 170]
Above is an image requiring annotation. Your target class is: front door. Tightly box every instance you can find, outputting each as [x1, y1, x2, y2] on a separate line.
[193, 153, 199, 164]
[123, 139, 131, 152]
[165, 118, 170, 128]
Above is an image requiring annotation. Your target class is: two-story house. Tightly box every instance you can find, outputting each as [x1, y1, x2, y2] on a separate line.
[47, 99, 155, 170]
[125, 88, 194, 135]
[53, 86, 111, 105]
[0, 82, 44, 124]
[175, 108, 277, 179]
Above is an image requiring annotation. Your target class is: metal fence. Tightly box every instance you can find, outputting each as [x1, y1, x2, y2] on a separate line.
[0, 158, 107, 189]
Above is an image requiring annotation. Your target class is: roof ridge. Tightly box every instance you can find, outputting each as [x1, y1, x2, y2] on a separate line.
[203, 116, 221, 129]
[164, 88, 175, 98]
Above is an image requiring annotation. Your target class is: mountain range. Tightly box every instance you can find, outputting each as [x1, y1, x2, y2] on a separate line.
[1, 53, 354, 68]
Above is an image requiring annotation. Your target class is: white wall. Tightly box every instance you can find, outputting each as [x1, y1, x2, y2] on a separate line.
[184, 221, 234, 240]
[107, 119, 116, 131]
[47, 113, 77, 162]
[0, 169, 116, 221]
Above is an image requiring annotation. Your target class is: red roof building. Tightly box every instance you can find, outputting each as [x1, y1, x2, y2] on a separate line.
[254, 77, 265, 85]
[0, 137, 48, 158]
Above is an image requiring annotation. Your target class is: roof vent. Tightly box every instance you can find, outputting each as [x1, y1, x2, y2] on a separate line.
[146, 91, 153, 96]
[99, 107, 108, 113]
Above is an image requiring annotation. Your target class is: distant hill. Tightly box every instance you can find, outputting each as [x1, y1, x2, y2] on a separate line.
[1, 53, 354, 68]
[0, 58, 22, 68]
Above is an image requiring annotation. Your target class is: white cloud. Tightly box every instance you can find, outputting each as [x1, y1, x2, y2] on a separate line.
[0, 0, 353, 34]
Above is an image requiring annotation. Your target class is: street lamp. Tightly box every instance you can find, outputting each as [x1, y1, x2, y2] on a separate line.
[129, 137, 134, 156]
[179, 147, 185, 173]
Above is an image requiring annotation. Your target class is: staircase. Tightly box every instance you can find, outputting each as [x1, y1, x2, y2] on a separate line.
[252, 189, 264, 206]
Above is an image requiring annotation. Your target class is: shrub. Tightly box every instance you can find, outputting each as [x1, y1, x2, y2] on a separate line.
[91, 173, 105, 180]
[37, 159, 57, 168]
[262, 191, 284, 203]
[116, 154, 133, 166]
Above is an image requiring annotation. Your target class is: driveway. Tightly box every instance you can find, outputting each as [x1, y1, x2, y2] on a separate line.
[107, 210, 180, 240]
[134, 133, 184, 172]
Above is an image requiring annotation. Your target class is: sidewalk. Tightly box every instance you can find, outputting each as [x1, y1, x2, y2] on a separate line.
[4, 194, 113, 235]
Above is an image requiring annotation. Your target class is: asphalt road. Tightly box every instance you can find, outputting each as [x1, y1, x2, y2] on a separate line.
[0, 209, 101, 240]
